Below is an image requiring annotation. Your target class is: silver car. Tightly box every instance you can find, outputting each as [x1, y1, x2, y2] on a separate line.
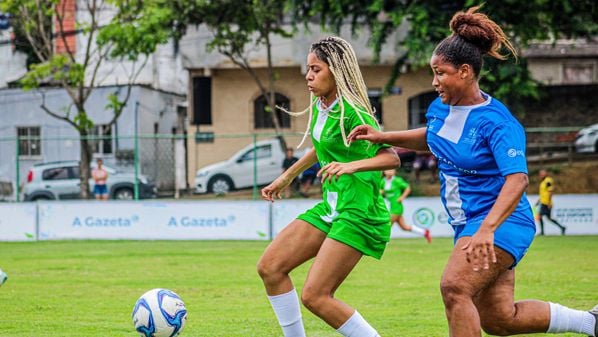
[574, 123, 598, 153]
[23, 161, 157, 201]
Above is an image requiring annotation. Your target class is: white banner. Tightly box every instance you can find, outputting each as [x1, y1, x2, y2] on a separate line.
[0, 194, 595, 242]
[38, 201, 269, 240]
[0, 203, 37, 241]
[528, 194, 598, 236]
[272, 194, 598, 238]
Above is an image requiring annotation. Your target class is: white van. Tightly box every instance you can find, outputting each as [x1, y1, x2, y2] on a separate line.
[194, 138, 307, 194]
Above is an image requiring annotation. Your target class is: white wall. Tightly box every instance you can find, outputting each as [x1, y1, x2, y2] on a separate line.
[1, 194, 597, 241]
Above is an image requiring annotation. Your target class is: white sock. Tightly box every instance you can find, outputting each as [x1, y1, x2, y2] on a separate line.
[410, 225, 426, 236]
[267, 288, 306, 337]
[337, 310, 380, 337]
[547, 302, 596, 335]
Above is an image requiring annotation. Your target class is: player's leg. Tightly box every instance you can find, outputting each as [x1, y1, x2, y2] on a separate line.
[476, 263, 597, 336]
[301, 238, 380, 336]
[396, 215, 431, 243]
[257, 219, 327, 336]
[546, 206, 567, 235]
[390, 214, 400, 228]
[440, 237, 513, 337]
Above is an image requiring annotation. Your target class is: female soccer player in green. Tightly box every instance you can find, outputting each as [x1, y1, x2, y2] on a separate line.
[257, 36, 400, 337]
[381, 168, 432, 243]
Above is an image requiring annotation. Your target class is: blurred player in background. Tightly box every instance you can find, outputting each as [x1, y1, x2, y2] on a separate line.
[381, 168, 431, 243]
[537, 169, 567, 235]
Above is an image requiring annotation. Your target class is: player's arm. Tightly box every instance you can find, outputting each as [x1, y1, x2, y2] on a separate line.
[348, 126, 429, 151]
[479, 173, 528, 233]
[319, 148, 400, 183]
[398, 185, 411, 202]
[262, 148, 317, 201]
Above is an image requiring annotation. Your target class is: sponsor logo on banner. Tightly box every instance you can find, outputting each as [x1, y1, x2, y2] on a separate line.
[72, 215, 140, 227]
[167, 215, 236, 227]
[413, 208, 435, 228]
[555, 208, 593, 223]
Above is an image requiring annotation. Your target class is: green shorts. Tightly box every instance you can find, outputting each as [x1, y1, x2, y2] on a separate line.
[297, 201, 391, 259]
[387, 200, 404, 216]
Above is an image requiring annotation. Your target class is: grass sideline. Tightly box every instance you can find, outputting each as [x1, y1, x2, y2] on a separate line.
[0, 236, 596, 336]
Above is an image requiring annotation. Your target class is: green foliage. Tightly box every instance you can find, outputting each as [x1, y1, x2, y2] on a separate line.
[0, 237, 596, 336]
[289, 0, 598, 115]
[19, 55, 84, 89]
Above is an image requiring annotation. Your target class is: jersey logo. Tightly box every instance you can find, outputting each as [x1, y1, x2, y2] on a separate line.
[507, 148, 524, 158]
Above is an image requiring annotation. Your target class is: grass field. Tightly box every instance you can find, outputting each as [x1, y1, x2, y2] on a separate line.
[0, 236, 596, 337]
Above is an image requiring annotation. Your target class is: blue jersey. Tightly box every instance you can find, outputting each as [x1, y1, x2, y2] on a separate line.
[425, 93, 533, 227]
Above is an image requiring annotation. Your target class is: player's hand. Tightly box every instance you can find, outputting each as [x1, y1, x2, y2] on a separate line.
[261, 177, 290, 202]
[461, 229, 496, 272]
[347, 125, 383, 143]
[318, 162, 357, 183]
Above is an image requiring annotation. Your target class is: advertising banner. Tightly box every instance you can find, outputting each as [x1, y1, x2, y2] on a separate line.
[38, 201, 269, 240]
[0, 203, 37, 241]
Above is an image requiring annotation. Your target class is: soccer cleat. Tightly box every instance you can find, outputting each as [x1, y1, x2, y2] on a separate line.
[561, 226, 567, 236]
[589, 304, 598, 337]
[0, 269, 7, 287]
[424, 229, 432, 244]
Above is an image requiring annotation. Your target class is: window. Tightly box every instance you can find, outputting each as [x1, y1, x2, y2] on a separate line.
[239, 145, 272, 162]
[17, 126, 41, 157]
[408, 91, 438, 128]
[91, 124, 113, 155]
[368, 89, 383, 124]
[563, 63, 594, 84]
[254, 93, 291, 129]
[42, 167, 70, 180]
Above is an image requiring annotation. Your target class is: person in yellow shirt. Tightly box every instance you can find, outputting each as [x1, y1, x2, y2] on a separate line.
[537, 169, 566, 235]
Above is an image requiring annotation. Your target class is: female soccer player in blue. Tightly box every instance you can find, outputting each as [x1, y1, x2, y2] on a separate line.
[257, 36, 400, 337]
[348, 6, 597, 337]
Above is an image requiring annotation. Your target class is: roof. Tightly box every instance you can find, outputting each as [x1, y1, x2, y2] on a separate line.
[522, 39, 598, 59]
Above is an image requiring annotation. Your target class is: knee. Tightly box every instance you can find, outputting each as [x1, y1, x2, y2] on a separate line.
[439, 278, 472, 309]
[256, 256, 283, 282]
[300, 286, 327, 314]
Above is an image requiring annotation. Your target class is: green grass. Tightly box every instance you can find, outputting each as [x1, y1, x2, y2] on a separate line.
[0, 236, 596, 336]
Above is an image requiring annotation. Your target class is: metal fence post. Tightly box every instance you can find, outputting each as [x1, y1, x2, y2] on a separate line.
[252, 133, 258, 200]
[134, 102, 140, 200]
[15, 136, 20, 202]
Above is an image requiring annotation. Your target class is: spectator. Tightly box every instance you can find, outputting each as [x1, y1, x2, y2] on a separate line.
[299, 162, 320, 198]
[281, 148, 299, 198]
[413, 152, 437, 183]
[92, 158, 109, 200]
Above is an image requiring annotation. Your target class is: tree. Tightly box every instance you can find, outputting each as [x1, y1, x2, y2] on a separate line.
[289, 0, 598, 114]
[1, 0, 147, 198]
[105, 0, 294, 150]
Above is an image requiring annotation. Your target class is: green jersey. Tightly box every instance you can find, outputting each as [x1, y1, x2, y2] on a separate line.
[380, 176, 410, 215]
[297, 97, 391, 259]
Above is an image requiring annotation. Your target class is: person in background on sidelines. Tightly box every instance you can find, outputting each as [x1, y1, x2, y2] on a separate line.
[282, 148, 299, 198]
[537, 169, 566, 235]
[92, 158, 109, 200]
[413, 152, 438, 183]
[381, 168, 432, 243]
[348, 6, 596, 337]
[299, 161, 320, 197]
[257, 36, 400, 337]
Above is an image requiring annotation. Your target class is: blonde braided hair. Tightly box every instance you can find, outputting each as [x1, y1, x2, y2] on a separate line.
[282, 36, 379, 148]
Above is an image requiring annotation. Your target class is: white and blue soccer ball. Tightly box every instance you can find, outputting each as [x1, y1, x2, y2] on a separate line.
[0, 268, 7, 286]
[132, 288, 188, 337]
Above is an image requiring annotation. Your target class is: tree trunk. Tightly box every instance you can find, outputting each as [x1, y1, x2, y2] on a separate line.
[265, 28, 287, 152]
[79, 134, 92, 199]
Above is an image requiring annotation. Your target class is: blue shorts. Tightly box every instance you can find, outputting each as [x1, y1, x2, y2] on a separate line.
[93, 184, 108, 196]
[453, 214, 536, 268]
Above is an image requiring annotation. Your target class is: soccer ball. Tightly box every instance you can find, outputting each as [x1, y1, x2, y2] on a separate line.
[0, 268, 7, 287]
[132, 288, 188, 337]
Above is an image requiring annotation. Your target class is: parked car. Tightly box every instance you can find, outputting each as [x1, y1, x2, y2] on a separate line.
[23, 161, 157, 201]
[195, 138, 307, 195]
[574, 123, 598, 153]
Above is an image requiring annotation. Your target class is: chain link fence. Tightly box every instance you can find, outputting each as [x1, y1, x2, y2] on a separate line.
[0, 132, 311, 202]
